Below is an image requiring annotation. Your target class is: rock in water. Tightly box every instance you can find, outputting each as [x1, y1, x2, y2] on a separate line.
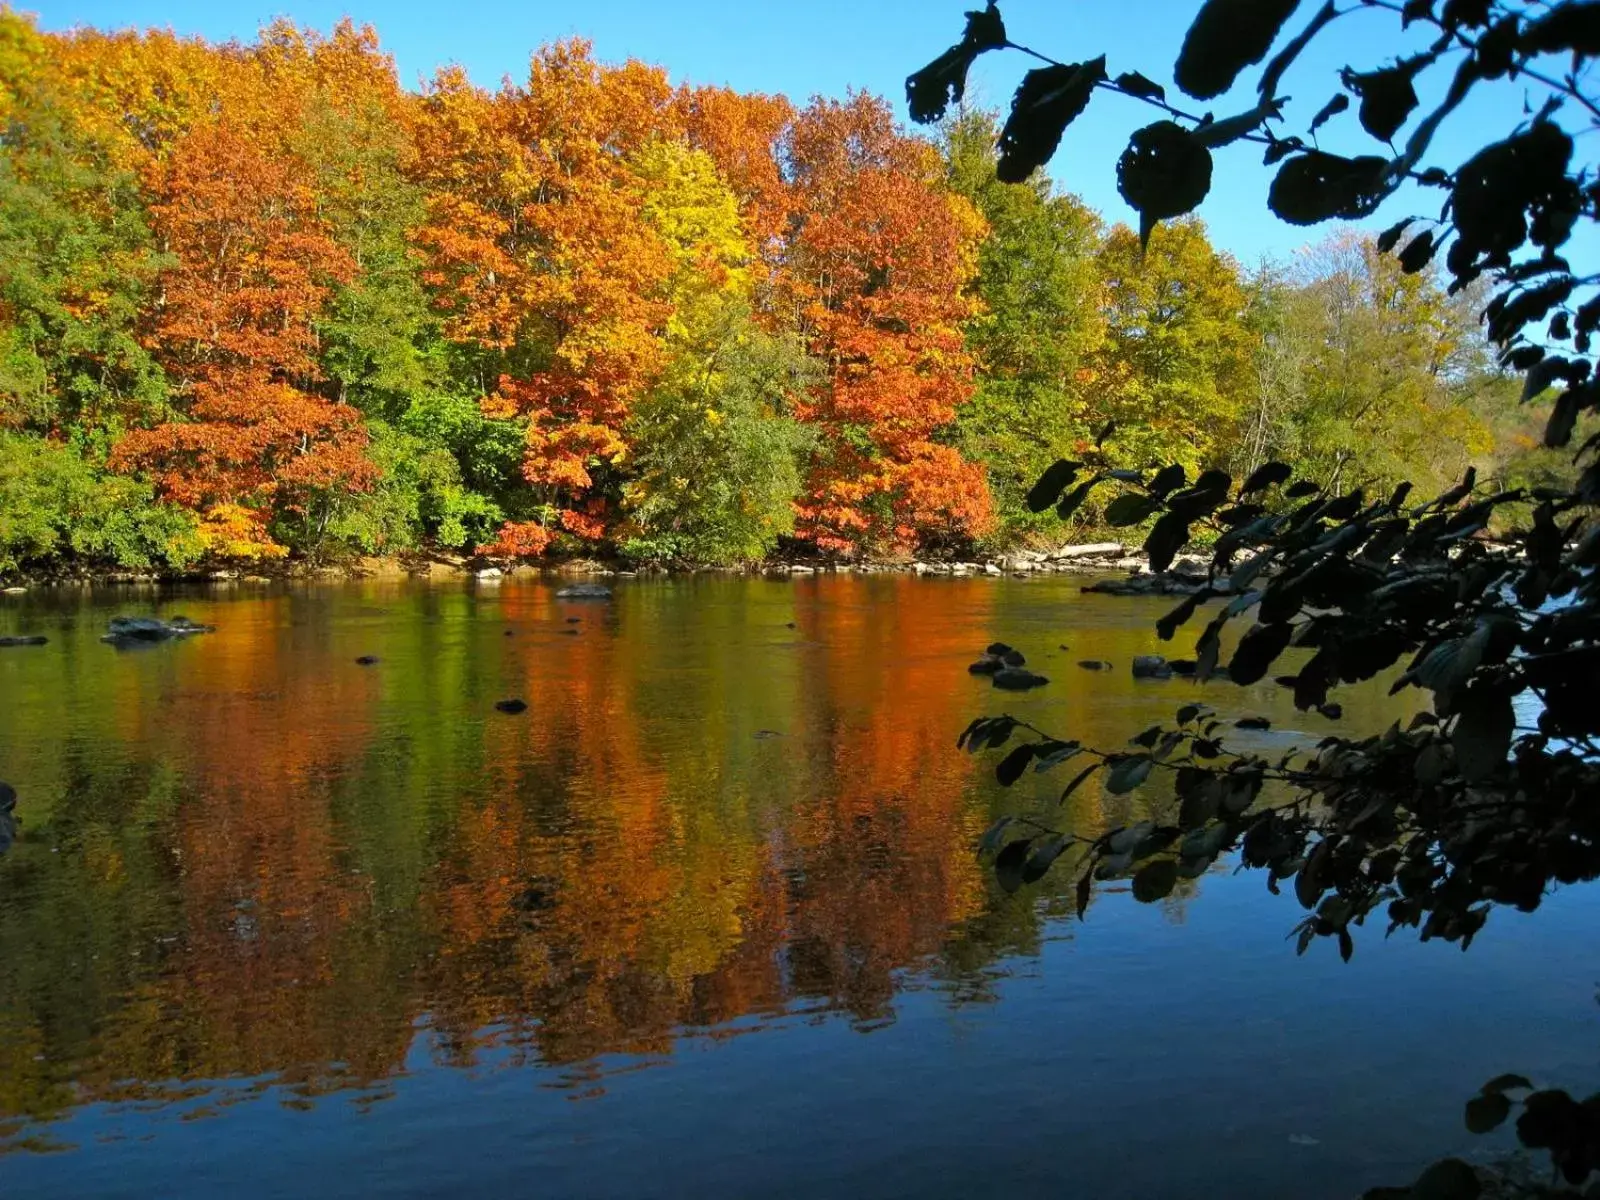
[0, 782, 15, 857]
[1132, 655, 1174, 680]
[101, 615, 216, 646]
[0, 635, 47, 647]
[1077, 660, 1112, 671]
[495, 699, 529, 715]
[992, 668, 1049, 691]
[355, 655, 380, 666]
[556, 583, 612, 600]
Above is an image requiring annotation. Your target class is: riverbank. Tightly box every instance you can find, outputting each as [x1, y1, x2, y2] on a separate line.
[0, 541, 1203, 592]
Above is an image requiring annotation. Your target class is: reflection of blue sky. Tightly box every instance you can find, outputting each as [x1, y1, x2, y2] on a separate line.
[25, 0, 1600, 268]
[9, 865, 1599, 1199]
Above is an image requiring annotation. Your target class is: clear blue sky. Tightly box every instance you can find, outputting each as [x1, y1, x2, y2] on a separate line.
[21, 0, 1546, 266]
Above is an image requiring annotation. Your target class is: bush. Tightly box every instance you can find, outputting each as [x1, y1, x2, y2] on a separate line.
[0, 433, 200, 574]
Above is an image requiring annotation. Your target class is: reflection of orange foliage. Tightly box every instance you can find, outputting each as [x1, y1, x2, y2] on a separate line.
[0, 578, 998, 1132]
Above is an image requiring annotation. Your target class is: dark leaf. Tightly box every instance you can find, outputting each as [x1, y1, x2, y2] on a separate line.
[1241, 461, 1292, 494]
[1263, 135, 1304, 165]
[1132, 859, 1179, 903]
[997, 58, 1108, 183]
[1148, 463, 1187, 498]
[1545, 386, 1588, 448]
[1441, 0, 1492, 28]
[995, 839, 1033, 894]
[977, 817, 1014, 858]
[1377, 216, 1414, 254]
[1106, 492, 1165, 526]
[1096, 421, 1117, 446]
[1520, 3, 1600, 56]
[1269, 152, 1393, 225]
[1338, 928, 1354, 962]
[1157, 589, 1212, 641]
[1309, 92, 1349, 135]
[1465, 1093, 1512, 1135]
[1114, 71, 1167, 101]
[1285, 479, 1322, 498]
[1022, 835, 1071, 884]
[1059, 760, 1102, 803]
[1452, 687, 1515, 781]
[1482, 1074, 1534, 1094]
[1144, 511, 1192, 573]
[1056, 479, 1099, 520]
[1409, 1157, 1482, 1200]
[1105, 754, 1155, 794]
[1075, 868, 1093, 918]
[1175, 0, 1303, 100]
[904, 2, 1008, 124]
[1343, 57, 1427, 142]
[1026, 459, 1082, 512]
[1516, 1089, 1582, 1150]
[1118, 120, 1214, 243]
[1398, 230, 1437, 273]
[996, 743, 1038, 786]
[1231, 621, 1296, 686]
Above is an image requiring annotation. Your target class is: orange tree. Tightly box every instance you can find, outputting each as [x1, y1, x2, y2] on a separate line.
[112, 112, 371, 558]
[780, 94, 993, 554]
[912, 2, 1600, 1192]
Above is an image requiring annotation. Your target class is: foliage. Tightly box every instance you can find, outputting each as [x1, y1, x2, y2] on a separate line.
[0, 10, 1552, 575]
[782, 93, 994, 554]
[1092, 219, 1256, 476]
[912, 1, 1600, 1193]
[0, 432, 199, 572]
[943, 109, 1105, 543]
[621, 306, 816, 564]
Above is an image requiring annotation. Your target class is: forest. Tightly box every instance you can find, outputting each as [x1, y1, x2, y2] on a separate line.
[0, 13, 1562, 573]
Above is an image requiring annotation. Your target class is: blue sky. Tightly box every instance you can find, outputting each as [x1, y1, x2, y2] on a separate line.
[22, 0, 1548, 265]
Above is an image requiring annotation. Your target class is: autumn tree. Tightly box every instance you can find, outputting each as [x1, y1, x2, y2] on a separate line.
[781, 93, 993, 554]
[113, 115, 372, 558]
[943, 108, 1105, 542]
[412, 42, 680, 557]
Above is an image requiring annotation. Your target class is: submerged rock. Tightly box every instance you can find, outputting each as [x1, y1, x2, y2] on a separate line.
[1132, 654, 1174, 680]
[1077, 660, 1112, 671]
[495, 698, 528, 715]
[993, 667, 1049, 691]
[0, 781, 15, 857]
[556, 583, 613, 600]
[101, 615, 215, 646]
[355, 655, 380, 666]
[0, 635, 47, 647]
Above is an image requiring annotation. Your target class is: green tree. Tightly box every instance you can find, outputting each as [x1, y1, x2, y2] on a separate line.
[0, 432, 200, 573]
[621, 304, 816, 564]
[1091, 218, 1256, 475]
[942, 109, 1104, 543]
[1267, 232, 1493, 496]
[0, 16, 169, 437]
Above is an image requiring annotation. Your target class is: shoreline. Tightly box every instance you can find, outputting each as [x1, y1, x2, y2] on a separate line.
[1, 542, 1204, 593]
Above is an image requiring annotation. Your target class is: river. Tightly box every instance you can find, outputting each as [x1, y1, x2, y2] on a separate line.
[0, 574, 1595, 1198]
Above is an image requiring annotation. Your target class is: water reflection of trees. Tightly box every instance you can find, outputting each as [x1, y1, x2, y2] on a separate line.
[1, 580, 1107, 1140]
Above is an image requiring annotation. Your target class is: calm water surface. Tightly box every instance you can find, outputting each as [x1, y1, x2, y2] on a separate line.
[0, 575, 1596, 1199]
